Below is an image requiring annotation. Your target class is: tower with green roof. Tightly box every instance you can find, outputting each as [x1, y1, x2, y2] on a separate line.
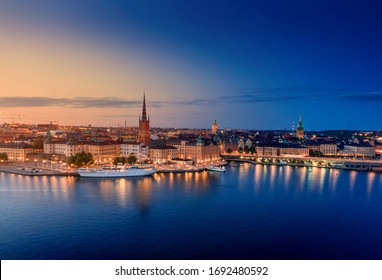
[44, 130, 54, 154]
[296, 114, 304, 139]
[196, 134, 204, 146]
[211, 120, 218, 134]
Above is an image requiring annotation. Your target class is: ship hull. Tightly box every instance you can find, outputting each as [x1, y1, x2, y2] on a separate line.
[77, 167, 156, 178]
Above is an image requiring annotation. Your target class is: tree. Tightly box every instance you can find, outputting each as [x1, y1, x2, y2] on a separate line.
[244, 146, 250, 154]
[249, 146, 256, 154]
[113, 157, 127, 166]
[32, 138, 44, 150]
[68, 151, 93, 167]
[127, 154, 137, 165]
[0, 153, 8, 161]
[226, 148, 232, 154]
[309, 149, 324, 157]
[238, 147, 244, 154]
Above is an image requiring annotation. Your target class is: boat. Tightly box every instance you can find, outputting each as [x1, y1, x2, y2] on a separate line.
[206, 165, 226, 172]
[77, 165, 156, 178]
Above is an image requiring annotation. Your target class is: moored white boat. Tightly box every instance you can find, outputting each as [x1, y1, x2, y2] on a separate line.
[77, 165, 156, 178]
[206, 165, 226, 172]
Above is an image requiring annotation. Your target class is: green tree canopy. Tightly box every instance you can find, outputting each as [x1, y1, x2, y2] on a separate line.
[127, 154, 138, 165]
[113, 157, 128, 166]
[244, 146, 250, 154]
[0, 153, 8, 161]
[68, 151, 93, 167]
[249, 146, 256, 154]
[32, 138, 44, 150]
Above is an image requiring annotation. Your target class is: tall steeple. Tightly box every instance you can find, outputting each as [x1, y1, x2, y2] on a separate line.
[296, 114, 304, 139]
[211, 119, 218, 134]
[297, 114, 303, 130]
[141, 93, 147, 121]
[138, 93, 150, 146]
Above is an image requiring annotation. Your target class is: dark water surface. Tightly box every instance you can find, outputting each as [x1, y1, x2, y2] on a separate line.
[1, 163, 382, 259]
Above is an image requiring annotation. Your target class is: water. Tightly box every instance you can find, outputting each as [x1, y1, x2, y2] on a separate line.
[1, 163, 382, 260]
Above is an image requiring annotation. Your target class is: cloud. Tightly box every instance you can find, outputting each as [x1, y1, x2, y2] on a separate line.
[1, 88, 381, 109]
[0, 96, 216, 108]
[98, 114, 137, 118]
[219, 86, 335, 103]
[0, 96, 141, 108]
[219, 87, 382, 104]
[336, 91, 382, 101]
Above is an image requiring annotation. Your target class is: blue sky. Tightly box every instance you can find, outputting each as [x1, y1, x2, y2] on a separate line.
[0, 0, 381, 130]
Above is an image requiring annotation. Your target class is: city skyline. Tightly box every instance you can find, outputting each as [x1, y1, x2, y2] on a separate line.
[1, 1, 382, 130]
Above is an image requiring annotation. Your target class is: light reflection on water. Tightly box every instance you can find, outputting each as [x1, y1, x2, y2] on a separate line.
[1, 163, 382, 260]
[367, 172, 376, 196]
[1, 165, 379, 203]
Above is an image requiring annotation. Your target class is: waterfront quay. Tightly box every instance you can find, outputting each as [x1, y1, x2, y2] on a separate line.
[0, 162, 76, 176]
[0, 160, 227, 176]
[222, 153, 382, 172]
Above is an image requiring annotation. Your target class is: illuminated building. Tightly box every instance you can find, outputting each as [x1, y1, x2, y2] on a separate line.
[120, 142, 149, 162]
[171, 135, 221, 164]
[149, 146, 178, 164]
[0, 143, 33, 161]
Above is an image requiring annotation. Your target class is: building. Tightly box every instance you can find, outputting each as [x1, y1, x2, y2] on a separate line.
[120, 142, 149, 162]
[375, 142, 382, 155]
[149, 146, 178, 164]
[296, 114, 304, 139]
[44, 134, 149, 163]
[344, 143, 376, 158]
[238, 138, 245, 150]
[171, 135, 221, 164]
[256, 146, 278, 156]
[255, 144, 309, 157]
[44, 132, 119, 163]
[138, 94, 150, 146]
[87, 142, 120, 164]
[211, 120, 218, 134]
[279, 145, 309, 157]
[0, 143, 34, 161]
[44, 132, 86, 157]
[245, 139, 253, 148]
[319, 143, 337, 156]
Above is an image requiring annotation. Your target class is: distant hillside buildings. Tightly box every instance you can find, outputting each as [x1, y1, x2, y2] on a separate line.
[41, 95, 222, 164]
[0, 108, 380, 163]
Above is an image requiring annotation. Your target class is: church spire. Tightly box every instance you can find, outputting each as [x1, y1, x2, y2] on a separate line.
[297, 114, 303, 130]
[138, 92, 150, 146]
[296, 113, 304, 139]
[141, 93, 147, 121]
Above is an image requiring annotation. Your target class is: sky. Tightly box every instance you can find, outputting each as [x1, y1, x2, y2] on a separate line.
[0, 0, 381, 130]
